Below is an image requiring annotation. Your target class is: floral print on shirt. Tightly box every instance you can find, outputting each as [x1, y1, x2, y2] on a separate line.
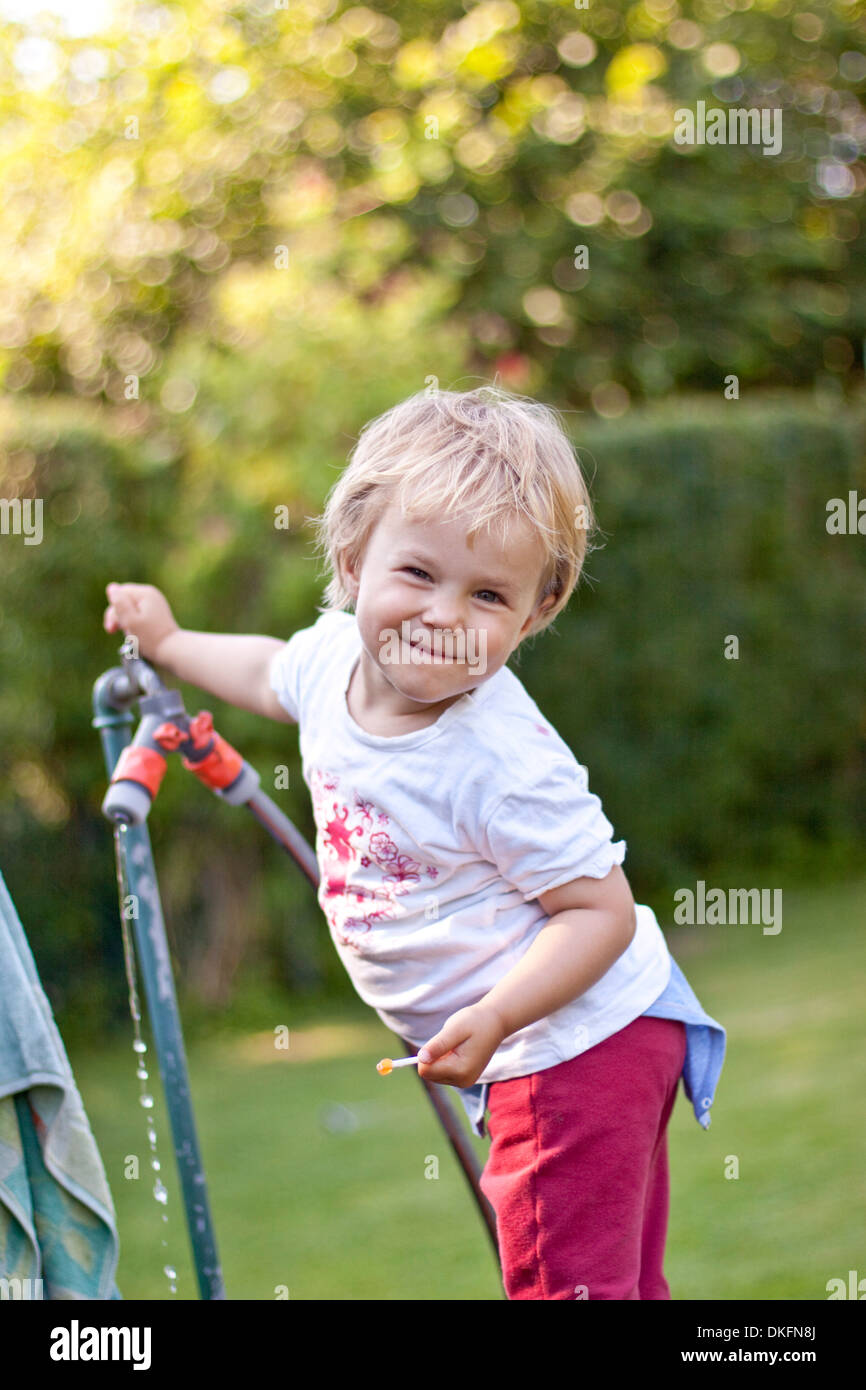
[310, 768, 439, 952]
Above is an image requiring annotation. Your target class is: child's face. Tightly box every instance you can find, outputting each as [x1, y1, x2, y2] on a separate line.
[342, 500, 554, 714]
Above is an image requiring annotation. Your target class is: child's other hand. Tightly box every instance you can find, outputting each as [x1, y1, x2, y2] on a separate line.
[103, 582, 179, 664]
[417, 1003, 507, 1088]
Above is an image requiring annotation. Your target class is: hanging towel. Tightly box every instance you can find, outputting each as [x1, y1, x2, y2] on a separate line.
[0, 867, 121, 1299]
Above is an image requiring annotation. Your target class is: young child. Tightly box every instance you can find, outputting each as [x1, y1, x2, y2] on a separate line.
[103, 385, 725, 1301]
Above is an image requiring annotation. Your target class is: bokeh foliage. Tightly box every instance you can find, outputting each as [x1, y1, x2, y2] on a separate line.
[1, 0, 864, 409]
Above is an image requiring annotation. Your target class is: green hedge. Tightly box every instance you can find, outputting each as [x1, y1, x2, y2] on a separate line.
[516, 393, 866, 900]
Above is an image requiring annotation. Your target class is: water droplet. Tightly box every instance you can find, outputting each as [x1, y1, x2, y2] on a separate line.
[136, 1067, 148, 1080]
[153, 1179, 168, 1204]
[133, 1039, 147, 1054]
[151, 1159, 160, 1171]
[139, 1094, 154, 1109]
[164, 1265, 177, 1280]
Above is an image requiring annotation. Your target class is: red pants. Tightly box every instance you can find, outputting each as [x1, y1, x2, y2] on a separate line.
[479, 1015, 687, 1300]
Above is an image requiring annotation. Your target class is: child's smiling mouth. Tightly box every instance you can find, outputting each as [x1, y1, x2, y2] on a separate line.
[403, 635, 458, 663]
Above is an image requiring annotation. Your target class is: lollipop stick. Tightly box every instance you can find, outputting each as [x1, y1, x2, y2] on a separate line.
[376, 1055, 421, 1074]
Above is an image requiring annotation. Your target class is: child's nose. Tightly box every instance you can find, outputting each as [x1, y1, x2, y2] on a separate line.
[420, 591, 466, 632]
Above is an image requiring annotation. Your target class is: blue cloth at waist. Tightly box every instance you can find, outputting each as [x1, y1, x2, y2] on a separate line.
[457, 954, 726, 1140]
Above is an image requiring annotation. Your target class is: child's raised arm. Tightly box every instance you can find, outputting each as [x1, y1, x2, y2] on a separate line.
[103, 581, 293, 723]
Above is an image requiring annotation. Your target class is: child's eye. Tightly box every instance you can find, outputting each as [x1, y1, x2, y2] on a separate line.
[402, 569, 502, 604]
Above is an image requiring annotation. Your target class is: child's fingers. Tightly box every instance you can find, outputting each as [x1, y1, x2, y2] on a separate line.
[103, 596, 133, 633]
[105, 581, 155, 604]
[419, 1005, 480, 1064]
[417, 1045, 470, 1087]
[418, 1021, 468, 1064]
[419, 1006, 475, 1056]
[106, 582, 138, 604]
[104, 582, 150, 629]
[417, 1035, 444, 1064]
[103, 606, 128, 633]
[105, 584, 130, 613]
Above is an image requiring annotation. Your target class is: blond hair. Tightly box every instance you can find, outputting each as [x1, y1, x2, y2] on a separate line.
[309, 384, 597, 645]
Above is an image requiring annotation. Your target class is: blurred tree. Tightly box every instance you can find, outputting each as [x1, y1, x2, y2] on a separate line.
[0, 0, 862, 415]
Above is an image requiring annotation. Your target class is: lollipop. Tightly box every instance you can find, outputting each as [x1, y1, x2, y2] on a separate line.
[376, 1056, 421, 1075]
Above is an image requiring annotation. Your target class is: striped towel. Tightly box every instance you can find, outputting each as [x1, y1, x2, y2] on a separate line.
[0, 868, 121, 1299]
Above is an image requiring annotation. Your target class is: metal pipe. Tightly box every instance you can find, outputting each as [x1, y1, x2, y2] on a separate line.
[93, 666, 225, 1300]
[395, 1032, 500, 1261]
[245, 789, 319, 884]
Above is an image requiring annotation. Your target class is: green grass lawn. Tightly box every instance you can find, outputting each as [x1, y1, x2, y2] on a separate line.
[69, 876, 866, 1300]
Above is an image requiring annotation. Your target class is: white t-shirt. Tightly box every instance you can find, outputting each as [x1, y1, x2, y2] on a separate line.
[269, 609, 671, 1083]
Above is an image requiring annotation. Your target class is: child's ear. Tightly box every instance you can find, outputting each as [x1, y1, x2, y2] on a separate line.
[534, 591, 558, 621]
[339, 549, 360, 599]
[517, 592, 555, 641]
